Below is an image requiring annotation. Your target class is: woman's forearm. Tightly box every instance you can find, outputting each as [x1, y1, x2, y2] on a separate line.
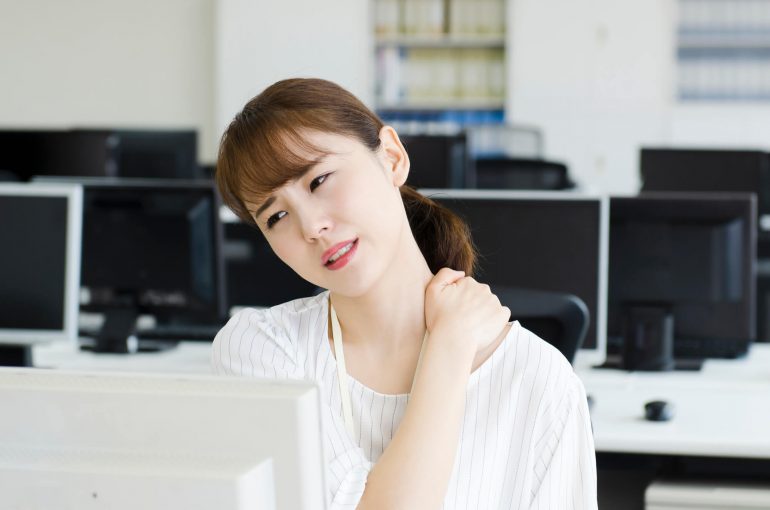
[357, 329, 475, 510]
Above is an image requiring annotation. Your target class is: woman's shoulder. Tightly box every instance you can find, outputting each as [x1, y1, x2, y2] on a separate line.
[505, 321, 583, 396]
[211, 291, 328, 376]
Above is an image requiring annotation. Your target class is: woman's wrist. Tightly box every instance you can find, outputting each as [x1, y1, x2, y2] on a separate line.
[425, 326, 477, 365]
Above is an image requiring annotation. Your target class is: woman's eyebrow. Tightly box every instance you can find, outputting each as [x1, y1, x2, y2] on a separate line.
[254, 196, 276, 219]
[251, 153, 335, 218]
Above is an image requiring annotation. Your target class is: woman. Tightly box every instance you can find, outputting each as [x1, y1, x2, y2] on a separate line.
[212, 78, 597, 509]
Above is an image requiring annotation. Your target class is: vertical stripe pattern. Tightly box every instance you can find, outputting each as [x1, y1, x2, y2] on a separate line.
[211, 292, 597, 509]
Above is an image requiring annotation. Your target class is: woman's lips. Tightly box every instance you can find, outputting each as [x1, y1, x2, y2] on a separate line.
[323, 239, 358, 270]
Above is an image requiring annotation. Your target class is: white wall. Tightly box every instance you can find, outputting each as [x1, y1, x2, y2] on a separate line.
[0, 0, 216, 163]
[507, 0, 676, 193]
[215, 0, 372, 144]
[3, 2, 765, 179]
[669, 103, 770, 149]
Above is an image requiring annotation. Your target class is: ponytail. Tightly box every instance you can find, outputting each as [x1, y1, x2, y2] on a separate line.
[400, 186, 477, 276]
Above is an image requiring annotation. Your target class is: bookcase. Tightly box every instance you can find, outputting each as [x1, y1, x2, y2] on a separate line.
[373, 0, 507, 128]
[677, 0, 770, 101]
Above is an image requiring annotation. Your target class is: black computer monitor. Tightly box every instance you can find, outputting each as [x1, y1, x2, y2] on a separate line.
[470, 157, 573, 190]
[107, 129, 200, 179]
[0, 183, 83, 366]
[0, 129, 201, 181]
[401, 133, 471, 189]
[37, 178, 226, 352]
[423, 189, 608, 367]
[608, 193, 756, 365]
[640, 148, 770, 215]
[221, 208, 319, 308]
[640, 148, 770, 341]
[0, 130, 114, 181]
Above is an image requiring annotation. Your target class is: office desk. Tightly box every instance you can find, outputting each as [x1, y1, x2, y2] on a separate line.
[33, 339, 770, 508]
[33, 340, 213, 374]
[576, 344, 770, 460]
[36, 341, 770, 457]
[577, 344, 770, 509]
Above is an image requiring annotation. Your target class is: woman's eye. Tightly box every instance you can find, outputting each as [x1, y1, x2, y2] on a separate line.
[310, 173, 330, 192]
[266, 211, 286, 229]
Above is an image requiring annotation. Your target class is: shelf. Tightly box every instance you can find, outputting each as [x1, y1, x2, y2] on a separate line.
[377, 99, 505, 111]
[679, 33, 770, 50]
[375, 34, 505, 48]
[372, 0, 508, 121]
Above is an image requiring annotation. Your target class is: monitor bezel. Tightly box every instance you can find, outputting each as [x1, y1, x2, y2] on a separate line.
[608, 191, 757, 344]
[0, 183, 83, 345]
[35, 176, 228, 323]
[0, 367, 328, 509]
[419, 189, 609, 368]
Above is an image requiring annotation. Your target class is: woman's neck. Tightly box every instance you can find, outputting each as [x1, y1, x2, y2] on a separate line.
[330, 230, 433, 353]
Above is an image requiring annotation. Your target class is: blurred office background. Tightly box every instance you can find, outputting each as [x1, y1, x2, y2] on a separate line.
[2, 0, 768, 194]
[3, 2, 770, 508]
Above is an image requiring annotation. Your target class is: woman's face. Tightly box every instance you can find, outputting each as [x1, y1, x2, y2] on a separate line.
[246, 128, 411, 297]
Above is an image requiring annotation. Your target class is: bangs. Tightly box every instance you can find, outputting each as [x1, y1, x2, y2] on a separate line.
[217, 113, 333, 225]
[215, 78, 385, 227]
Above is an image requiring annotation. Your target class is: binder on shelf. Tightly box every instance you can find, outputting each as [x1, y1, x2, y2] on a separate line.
[677, 0, 770, 102]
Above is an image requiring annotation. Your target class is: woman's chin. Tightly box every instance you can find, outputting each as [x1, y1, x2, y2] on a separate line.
[324, 272, 380, 299]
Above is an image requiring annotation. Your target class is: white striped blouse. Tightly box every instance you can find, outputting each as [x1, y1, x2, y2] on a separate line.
[211, 291, 598, 509]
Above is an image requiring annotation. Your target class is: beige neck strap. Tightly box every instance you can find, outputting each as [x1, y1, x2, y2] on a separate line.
[329, 299, 427, 438]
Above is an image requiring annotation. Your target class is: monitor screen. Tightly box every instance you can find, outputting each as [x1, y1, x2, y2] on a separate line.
[471, 158, 571, 190]
[0, 184, 82, 346]
[640, 148, 770, 214]
[401, 133, 470, 189]
[221, 207, 319, 309]
[0, 129, 200, 182]
[76, 179, 226, 324]
[0, 130, 114, 181]
[0, 368, 328, 509]
[109, 129, 200, 179]
[608, 193, 756, 355]
[422, 189, 608, 366]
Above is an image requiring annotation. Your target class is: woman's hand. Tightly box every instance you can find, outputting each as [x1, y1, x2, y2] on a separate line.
[424, 267, 511, 354]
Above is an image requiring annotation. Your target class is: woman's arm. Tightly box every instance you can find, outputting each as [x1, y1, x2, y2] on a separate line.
[356, 269, 510, 510]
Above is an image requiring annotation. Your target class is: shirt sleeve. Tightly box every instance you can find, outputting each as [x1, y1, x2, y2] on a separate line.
[324, 416, 374, 509]
[319, 374, 374, 508]
[529, 372, 598, 509]
[211, 307, 299, 379]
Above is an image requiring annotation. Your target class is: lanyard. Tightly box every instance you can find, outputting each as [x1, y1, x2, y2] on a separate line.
[329, 299, 427, 439]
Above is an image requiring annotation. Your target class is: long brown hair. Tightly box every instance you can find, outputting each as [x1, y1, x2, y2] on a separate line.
[216, 78, 477, 275]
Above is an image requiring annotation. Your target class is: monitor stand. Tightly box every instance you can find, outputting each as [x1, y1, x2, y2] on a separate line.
[80, 308, 176, 354]
[620, 305, 676, 371]
[91, 308, 140, 353]
[0, 345, 33, 367]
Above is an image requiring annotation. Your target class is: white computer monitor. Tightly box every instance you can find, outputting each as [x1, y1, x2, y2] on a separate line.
[0, 368, 327, 509]
[0, 183, 82, 349]
[420, 189, 609, 368]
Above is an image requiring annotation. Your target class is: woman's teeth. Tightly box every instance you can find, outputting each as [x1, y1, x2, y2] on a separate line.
[327, 242, 354, 264]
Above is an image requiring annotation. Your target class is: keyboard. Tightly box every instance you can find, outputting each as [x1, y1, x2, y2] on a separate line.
[606, 335, 752, 361]
[136, 324, 223, 342]
[673, 336, 752, 360]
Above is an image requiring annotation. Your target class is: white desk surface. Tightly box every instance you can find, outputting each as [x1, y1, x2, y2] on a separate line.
[34, 340, 770, 460]
[33, 341, 213, 374]
[576, 344, 770, 460]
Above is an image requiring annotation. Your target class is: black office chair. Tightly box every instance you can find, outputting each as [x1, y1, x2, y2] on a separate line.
[470, 157, 575, 190]
[492, 285, 590, 365]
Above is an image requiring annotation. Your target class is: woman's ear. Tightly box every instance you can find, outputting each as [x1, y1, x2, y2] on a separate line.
[377, 125, 410, 187]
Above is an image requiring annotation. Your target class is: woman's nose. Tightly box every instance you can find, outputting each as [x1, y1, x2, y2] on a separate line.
[299, 207, 332, 242]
